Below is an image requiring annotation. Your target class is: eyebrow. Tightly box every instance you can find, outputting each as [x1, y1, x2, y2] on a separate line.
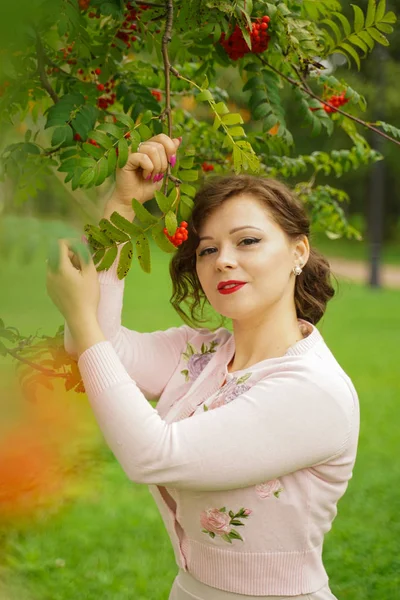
[198, 226, 263, 242]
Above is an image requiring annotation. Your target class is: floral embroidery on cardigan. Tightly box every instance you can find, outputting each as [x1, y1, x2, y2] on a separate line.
[203, 372, 252, 411]
[181, 339, 220, 383]
[255, 479, 284, 499]
[200, 506, 252, 544]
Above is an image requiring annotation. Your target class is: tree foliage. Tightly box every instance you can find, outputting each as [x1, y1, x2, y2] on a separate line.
[0, 0, 398, 393]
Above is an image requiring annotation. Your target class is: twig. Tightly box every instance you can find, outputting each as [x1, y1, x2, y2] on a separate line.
[6, 346, 67, 378]
[36, 34, 60, 104]
[161, 0, 175, 193]
[259, 57, 400, 148]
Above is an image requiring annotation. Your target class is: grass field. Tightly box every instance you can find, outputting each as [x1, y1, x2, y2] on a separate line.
[0, 221, 399, 600]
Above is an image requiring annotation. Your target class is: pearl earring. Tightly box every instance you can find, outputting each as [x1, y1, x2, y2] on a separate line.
[293, 265, 303, 276]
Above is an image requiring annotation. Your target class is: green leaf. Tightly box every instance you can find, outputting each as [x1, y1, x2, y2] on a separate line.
[165, 210, 177, 236]
[135, 233, 151, 273]
[365, 0, 376, 27]
[332, 12, 351, 36]
[117, 137, 129, 168]
[222, 113, 244, 125]
[141, 109, 153, 124]
[151, 222, 177, 253]
[92, 248, 105, 265]
[154, 191, 173, 213]
[138, 123, 152, 140]
[339, 42, 361, 69]
[79, 168, 96, 186]
[351, 4, 365, 32]
[367, 26, 389, 45]
[179, 170, 199, 182]
[253, 103, 271, 120]
[380, 11, 396, 23]
[229, 126, 246, 137]
[131, 198, 158, 225]
[196, 90, 213, 102]
[347, 33, 369, 53]
[99, 218, 130, 243]
[110, 212, 142, 236]
[179, 156, 195, 169]
[376, 0, 386, 21]
[117, 241, 133, 279]
[376, 22, 393, 33]
[97, 123, 124, 138]
[95, 156, 109, 186]
[82, 142, 104, 159]
[358, 29, 375, 49]
[180, 183, 196, 197]
[107, 148, 118, 175]
[51, 126, 68, 147]
[113, 113, 135, 128]
[322, 18, 342, 44]
[84, 224, 113, 246]
[214, 102, 229, 115]
[87, 130, 113, 149]
[96, 245, 118, 271]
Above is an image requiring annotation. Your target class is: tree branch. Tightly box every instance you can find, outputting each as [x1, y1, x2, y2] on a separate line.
[36, 34, 60, 104]
[6, 346, 67, 379]
[259, 57, 400, 148]
[161, 0, 175, 193]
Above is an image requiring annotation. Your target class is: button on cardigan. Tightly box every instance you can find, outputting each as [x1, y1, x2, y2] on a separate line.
[64, 253, 360, 597]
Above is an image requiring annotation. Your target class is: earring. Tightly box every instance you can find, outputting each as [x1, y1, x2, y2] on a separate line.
[293, 265, 303, 276]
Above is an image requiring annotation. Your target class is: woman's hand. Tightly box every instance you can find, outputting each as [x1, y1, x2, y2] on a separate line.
[111, 134, 182, 207]
[46, 238, 100, 325]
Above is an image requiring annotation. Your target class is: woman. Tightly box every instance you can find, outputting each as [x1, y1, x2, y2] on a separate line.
[47, 134, 360, 600]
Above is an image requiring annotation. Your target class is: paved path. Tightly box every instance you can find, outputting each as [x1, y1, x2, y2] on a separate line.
[328, 257, 400, 289]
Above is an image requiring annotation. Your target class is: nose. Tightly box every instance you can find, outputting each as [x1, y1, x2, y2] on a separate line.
[215, 247, 238, 271]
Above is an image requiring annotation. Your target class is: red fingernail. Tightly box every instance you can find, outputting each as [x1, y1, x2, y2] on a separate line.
[146, 174, 152, 180]
[170, 154, 177, 168]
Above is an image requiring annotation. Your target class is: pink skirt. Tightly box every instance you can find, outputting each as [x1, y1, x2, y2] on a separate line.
[169, 569, 338, 600]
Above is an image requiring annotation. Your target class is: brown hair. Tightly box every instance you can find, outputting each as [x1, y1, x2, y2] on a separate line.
[169, 174, 336, 330]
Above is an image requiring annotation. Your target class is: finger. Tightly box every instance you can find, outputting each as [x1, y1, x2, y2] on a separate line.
[153, 142, 168, 182]
[137, 142, 162, 181]
[145, 133, 181, 159]
[120, 152, 154, 178]
[142, 134, 182, 172]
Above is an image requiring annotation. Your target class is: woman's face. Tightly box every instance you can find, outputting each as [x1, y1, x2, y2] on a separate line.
[195, 194, 306, 321]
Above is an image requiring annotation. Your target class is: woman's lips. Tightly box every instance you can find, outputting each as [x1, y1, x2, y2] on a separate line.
[218, 283, 247, 295]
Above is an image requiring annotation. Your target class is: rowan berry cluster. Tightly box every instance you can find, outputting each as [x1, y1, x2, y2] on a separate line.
[112, 3, 151, 50]
[201, 162, 214, 172]
[163, 221, 189, 247]
[151, 90, 162, 102]
[220, 15, 270, 60]
[310, 91, 349, 114]
[323, 92, 349, 113]
[74, 133, 100, 147]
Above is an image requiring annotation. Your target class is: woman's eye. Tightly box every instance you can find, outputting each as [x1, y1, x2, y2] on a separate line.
[198, 238, 261, 257]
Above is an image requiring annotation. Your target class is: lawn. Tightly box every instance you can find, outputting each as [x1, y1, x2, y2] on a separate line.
[0, 221, 399, 600]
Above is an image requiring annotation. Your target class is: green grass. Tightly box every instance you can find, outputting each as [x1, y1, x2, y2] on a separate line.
[1, 220, 399, 599]
[312, 232, 400, 266]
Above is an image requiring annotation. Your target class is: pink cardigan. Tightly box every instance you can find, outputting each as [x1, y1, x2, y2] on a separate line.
[64, 254, 360, 597]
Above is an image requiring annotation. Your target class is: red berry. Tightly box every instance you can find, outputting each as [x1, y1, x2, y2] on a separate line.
[97, 83, 105, 91]
[74, 133, 82, 141]
[95, 68, 101, 75]
[180, 221, 188, 228]
[124, 132, 131, 138]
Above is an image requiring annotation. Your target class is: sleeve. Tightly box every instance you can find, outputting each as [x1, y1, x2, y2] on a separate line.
[64, 243, 194, 401]
[77, 340, 357, 492]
